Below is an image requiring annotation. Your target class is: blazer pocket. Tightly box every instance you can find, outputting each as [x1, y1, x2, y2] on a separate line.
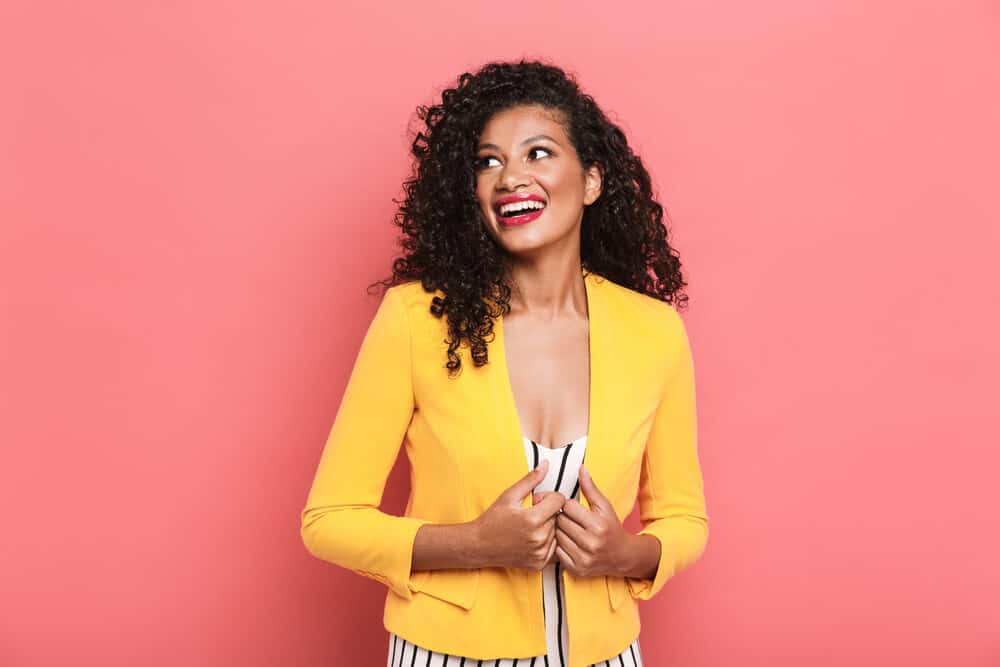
[409, 568, 480, 611]
[606, 574, 629, 611]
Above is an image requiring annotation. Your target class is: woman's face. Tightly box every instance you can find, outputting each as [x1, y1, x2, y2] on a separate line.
[475, 105, 602, 259]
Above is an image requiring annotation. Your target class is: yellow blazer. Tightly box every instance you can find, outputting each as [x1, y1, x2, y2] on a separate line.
[300, 268, 709, 667]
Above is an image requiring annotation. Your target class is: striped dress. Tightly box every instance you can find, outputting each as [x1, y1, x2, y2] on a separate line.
[386, 434, 645, 667]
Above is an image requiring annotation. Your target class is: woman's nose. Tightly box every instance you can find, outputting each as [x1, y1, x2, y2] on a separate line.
[498, 162, 531, 189]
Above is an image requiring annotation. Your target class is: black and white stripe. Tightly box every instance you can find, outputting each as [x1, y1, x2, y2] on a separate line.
[386, 633, 643, 667]
[385, 434, 643, 667]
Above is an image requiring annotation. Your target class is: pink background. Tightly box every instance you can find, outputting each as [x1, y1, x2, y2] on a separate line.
[2, 1, 998, 665]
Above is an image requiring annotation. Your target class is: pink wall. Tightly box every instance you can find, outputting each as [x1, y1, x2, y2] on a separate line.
[2, 1, 997, 665]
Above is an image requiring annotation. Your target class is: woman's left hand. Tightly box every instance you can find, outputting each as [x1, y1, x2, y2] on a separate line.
[554, 464, 633, 578]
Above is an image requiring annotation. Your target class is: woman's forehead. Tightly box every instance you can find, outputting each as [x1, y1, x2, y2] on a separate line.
[480, 105, 568, 142]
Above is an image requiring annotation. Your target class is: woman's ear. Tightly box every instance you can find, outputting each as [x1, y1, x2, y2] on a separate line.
[584, 162, 603, 206]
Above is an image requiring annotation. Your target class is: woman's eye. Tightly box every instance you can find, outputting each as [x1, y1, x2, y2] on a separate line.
[474, 147, 551, 170]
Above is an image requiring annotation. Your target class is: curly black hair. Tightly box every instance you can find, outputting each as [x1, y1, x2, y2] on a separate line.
[368, 58, 689, 377]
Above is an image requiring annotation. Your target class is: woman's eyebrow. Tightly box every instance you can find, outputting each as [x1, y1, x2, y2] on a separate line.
[477, 134, 561, 150]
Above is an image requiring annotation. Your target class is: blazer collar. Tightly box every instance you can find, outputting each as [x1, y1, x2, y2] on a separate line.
[488, 267, 610, 511]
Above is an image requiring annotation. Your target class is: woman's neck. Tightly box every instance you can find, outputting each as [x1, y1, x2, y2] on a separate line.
[505, 259, 588, 321]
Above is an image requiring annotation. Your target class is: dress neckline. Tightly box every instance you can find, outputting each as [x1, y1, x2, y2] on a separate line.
[523, 433, 588, 452]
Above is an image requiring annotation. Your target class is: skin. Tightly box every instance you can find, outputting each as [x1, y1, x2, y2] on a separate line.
[411, 105, 661, 582]
[475, 103, 599, 455]
[475, 104, 602, 263]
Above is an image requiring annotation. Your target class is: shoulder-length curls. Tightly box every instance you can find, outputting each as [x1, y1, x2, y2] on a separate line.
[369, 58, 689, 377]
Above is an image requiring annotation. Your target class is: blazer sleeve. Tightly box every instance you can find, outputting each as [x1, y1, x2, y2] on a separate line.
[625, 305, 709, 600]
[300, 286, 431, 601]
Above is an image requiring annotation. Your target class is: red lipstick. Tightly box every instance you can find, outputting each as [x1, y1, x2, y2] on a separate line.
[493, 193, 547, 226]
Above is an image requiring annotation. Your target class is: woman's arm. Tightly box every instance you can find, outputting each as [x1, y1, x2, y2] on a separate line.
[411, 522, 490, 571]
[619, 533, 661, 581]
[624, 304, 709, 600]
[300, 287, 432, 600]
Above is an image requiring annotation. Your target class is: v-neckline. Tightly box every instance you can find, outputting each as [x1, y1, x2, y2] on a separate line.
[524, 433, 588, 452]
[495, 266, 598, 455]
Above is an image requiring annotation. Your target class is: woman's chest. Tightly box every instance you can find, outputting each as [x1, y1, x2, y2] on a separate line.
[503, 312, 591, 450]
[409, 329, 666, 519]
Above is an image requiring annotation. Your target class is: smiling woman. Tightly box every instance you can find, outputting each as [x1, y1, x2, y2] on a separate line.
[300, 58, 707, 667]
[374, 60, 688, 383]
[476, 112, 602, 244]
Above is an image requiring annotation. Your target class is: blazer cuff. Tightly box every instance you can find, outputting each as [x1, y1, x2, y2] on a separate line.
[362, 516, 432, 601]
[625, 516, 708, 600]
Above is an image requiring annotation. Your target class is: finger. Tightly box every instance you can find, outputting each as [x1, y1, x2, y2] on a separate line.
[555, 543, 577, 571]
[545, 517, 557, 543]
[529, 491, 566, 520]
[504, 459, 549, 503]
[556, 524, 587, 557]
[577, 464, 609, 514]
[544, 533, 558, 566]
[555, 508, 592, 547]
[559, 497, 600, 531]
[532, 490, 555, 505]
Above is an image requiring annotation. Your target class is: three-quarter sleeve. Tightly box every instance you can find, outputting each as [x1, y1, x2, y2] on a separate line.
[300, 286, 431, 600]
[625, 305, 709, 600]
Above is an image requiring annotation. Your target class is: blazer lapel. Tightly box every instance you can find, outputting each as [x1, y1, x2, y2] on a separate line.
[579, 269, 608, 513]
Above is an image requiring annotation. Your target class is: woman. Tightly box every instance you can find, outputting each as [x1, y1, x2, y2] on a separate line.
[301, 59, 709, 667]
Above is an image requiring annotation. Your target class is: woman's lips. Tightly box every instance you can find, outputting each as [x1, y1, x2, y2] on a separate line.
[498, 207, 545, 226]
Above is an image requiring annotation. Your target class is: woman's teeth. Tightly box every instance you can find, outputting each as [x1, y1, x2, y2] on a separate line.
[499, 201, 545, 217]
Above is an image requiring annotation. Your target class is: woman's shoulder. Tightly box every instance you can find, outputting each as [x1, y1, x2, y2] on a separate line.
[594, 277, 692, 375]
[593, 272, 684, 332]
[383, 279, 442, 313]
[380, 280, 449, 341]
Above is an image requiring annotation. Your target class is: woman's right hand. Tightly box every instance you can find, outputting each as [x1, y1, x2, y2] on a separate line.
[472, 459, 567, 571]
